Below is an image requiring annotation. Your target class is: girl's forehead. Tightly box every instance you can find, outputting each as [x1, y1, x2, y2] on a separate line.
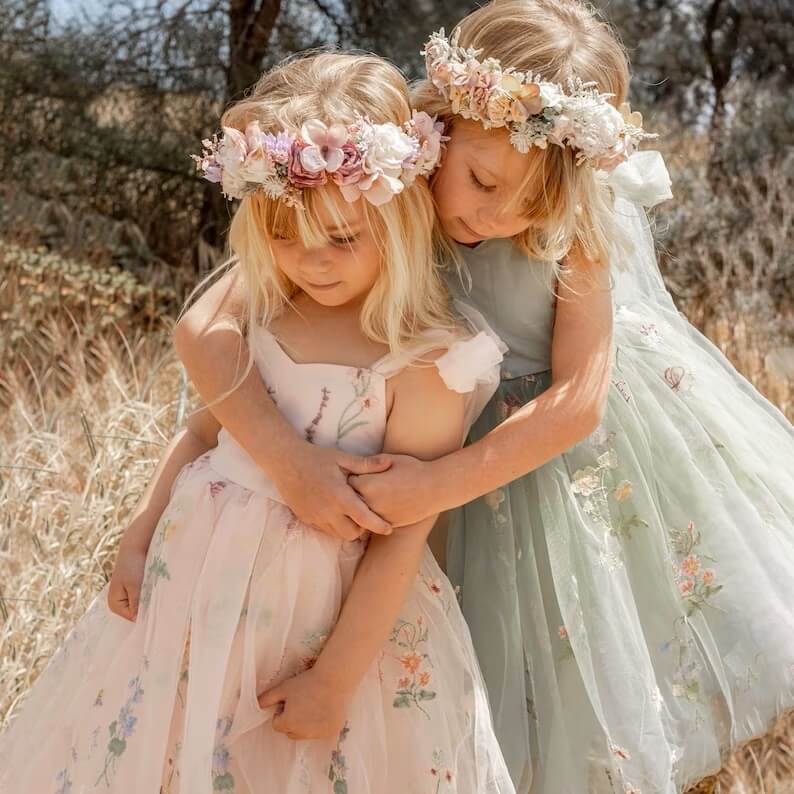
[311, 186, 365, 229]
[453, 121, 532, 189]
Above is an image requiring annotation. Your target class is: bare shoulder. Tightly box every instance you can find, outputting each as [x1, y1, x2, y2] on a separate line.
[177, 263, 247, 335]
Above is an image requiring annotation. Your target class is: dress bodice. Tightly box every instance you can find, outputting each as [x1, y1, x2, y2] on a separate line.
[208, 326, 389, 498]
[444, 238, 557, 379]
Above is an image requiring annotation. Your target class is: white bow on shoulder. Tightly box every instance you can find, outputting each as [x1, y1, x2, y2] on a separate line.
[606, 150, 673, 208]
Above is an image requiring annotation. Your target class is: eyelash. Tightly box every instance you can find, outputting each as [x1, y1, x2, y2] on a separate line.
[331, 235, 359, 246]
[469, 168, 496, 193]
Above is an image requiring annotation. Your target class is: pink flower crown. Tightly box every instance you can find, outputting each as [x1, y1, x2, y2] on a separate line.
[423, 29, 656, 171]
[192, 111, 447, 208]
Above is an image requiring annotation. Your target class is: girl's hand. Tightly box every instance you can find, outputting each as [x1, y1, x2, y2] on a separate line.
[258, 668, 352, 741]
[272, 441, 394, 540]
[348, 454, 439, 527]
[107, 539, 148, 622]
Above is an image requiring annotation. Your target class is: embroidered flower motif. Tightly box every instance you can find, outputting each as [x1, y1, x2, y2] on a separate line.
[212, 717, 236, 791]
[305, 386, 331, 443]
[391, 619, 436, 716]
[680, 554, 701, 577]
[610, 744, 631, 761]
[429, 748, 456, 791]
[558, 625, 568, 640]
[54, 768, 73, 794]
[613, 480, 633, 501]
[209, 481, 227, 499]
[400, 653, 423, 674]
[484, 489, 506, 511]
[639, 323, 662, 347]
[664, 366, 691, 394]
[668, 522, 722, 617]
[95, 676, 144, 787]
[328, 722, 351, 792]
[337, 371, 375, 441]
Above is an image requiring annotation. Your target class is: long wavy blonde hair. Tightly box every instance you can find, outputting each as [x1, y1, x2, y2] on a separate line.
[413, 0, 633, 271]
[181, 51, 454, 406]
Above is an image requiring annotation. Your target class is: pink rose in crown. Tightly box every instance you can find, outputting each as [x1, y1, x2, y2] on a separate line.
[288, 141, 328, 188]
[331, 142, 365, 186]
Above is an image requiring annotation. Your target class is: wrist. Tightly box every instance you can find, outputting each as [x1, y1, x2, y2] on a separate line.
[311, 653, 361, 697]
[266, 434, 310, 484]
[431, 451, 467, 514]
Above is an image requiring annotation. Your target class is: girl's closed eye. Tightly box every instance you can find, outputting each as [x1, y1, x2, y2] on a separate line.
[469, 168, 496, 193]
[330, 234, 360, 247]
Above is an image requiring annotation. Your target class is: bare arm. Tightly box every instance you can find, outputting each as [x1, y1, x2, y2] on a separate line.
[173, 266, 392, 539]
[118, 405, 221, 553]
[350, 252, 614, 524]
[259, 357, 465, 737]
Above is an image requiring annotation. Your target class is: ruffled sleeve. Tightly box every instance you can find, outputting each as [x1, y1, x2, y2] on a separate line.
[438, 300, 507, 440]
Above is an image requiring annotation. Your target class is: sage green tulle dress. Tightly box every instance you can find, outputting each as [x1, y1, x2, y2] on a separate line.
[444, 214, 794, 793]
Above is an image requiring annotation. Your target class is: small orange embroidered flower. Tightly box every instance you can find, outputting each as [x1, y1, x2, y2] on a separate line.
[419, 671, 431, 686]
[398, 677, 410, 689]
[702, 568, 715, 585]
[610, 743, 631, 760]
[680, 554, 701, 577]
[678, 578, 694, 595]
[558, 625, 568, 640]
[400, 653, 422, 674]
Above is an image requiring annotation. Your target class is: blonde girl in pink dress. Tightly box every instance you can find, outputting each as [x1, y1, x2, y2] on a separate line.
[0, 51, 513, 794]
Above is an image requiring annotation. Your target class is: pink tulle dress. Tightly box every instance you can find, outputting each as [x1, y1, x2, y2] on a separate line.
[0, 322, 513, 794]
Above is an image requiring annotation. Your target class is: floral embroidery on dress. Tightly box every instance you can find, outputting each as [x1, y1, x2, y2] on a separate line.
[328, 721, 350, 794]
[570, 436, 647, 543]
[94, 675, 144, 787]
[54, 768, 73, 794]
[336, 369, 377, 442]
[300, 629, 329, 671]
[390, 616, 436, 716]
[661, 521, 725, 724]
[212, 717, 235, 791]
[421, 575, 452, 614]
[139, 513, 173, 610]
[664, 365, 693, 394]
[429, 748, 455, 791]
[305, 387, 331, 443]
[557, 625, 574, 663]
[602, 742, 642, 794]
[209, 481, 228, 499]
[668, 522, 723, 617]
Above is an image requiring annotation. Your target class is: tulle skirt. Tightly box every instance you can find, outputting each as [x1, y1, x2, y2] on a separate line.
[0, 452, 513, 794]
[448, 300, 794, 794]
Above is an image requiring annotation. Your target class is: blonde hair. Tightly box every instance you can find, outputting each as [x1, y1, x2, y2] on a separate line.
[181, 51, 454, 407]
[414, 0, 632, 271]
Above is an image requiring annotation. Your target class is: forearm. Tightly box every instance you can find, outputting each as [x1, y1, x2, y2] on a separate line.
[121, 429, 212, 551]
[435, 378, 605, 512]
[174, 322, 304, 480]
[312, 518, 435, 693]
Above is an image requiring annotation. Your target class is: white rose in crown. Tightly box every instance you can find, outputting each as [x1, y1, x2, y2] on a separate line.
[557, 101, 625, 161]
[363, 123, 417, 177]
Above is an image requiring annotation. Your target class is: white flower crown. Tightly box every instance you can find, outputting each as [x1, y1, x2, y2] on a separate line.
[423, 28, 656, 171]
[192, 111, 447, 208]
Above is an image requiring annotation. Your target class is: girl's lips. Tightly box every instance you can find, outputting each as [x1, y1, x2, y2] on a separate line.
[306, 281, 342, 290]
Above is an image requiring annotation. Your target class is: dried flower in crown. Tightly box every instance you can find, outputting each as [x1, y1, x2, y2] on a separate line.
[422, 28, 656, 171]
[191, 111, 448, 208]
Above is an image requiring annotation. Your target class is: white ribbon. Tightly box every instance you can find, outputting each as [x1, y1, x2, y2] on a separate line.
[606, 150, 673, 208]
